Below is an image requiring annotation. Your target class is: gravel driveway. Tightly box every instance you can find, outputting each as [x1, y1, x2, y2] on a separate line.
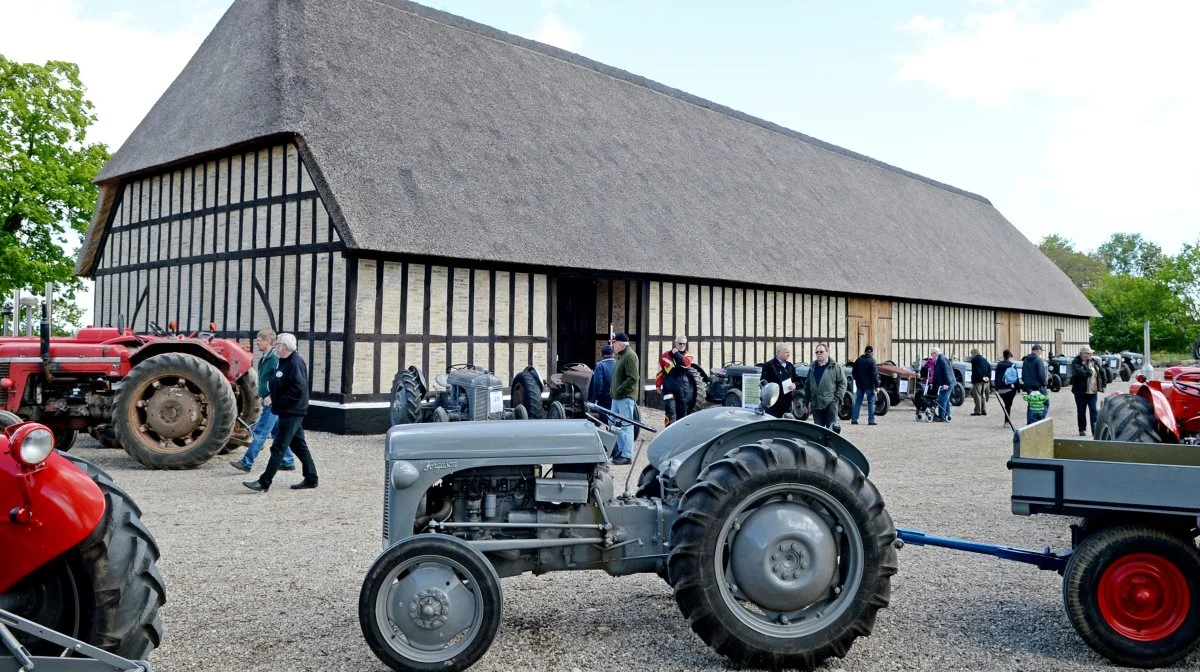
[68, 387, 1200, 672]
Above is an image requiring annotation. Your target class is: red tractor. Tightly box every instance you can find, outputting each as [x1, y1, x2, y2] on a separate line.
[1096, 366, 1200, 445]
[0, 287, 258, 469]
[1, 415, 165, 669]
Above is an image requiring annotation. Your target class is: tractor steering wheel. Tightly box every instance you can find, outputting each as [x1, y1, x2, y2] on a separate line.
[584, 402, 657, 434]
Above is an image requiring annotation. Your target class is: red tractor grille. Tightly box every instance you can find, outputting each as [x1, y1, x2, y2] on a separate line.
[0, 362, 9, 408]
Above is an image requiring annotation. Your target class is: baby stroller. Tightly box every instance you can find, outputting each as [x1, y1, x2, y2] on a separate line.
[912, 380, 941, 422]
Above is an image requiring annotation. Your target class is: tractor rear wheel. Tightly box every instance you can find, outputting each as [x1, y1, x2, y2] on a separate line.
[950, 382, 966, 407]
[360, 534, 503, 672]
[687, 365, 707, 412]
[667, 437, 897, 670]
[390, 367, 425, 426]
[0, 454, 166, 660]
[510, 370, 545, 419]
[1063, 525, 1200, 668]
[221, 370, 260, 454]
[1096, 394, 1159, 443]
[114, 352, 238, 469]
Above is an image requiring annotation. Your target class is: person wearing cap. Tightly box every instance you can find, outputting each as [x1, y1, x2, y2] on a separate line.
[230, 328, 296, 473]
[243, 333, 319, 492]
[1021, 344, 1050, 424]
[1070, 345, 1105, 436]
[849, 345, 879, 425]
[969, 347, 992, 417]
[588, 344, 617, 410]
[608, 333, 641, 465]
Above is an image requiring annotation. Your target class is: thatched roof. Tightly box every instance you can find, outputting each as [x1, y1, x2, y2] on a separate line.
[77, 0, 1097, 317]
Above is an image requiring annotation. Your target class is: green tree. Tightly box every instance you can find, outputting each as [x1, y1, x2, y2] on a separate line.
[0, 54, 109, 332]
[1093, 233, 1165, 277]
[1085, 273, 1193, 353]
[1038, 234, 1107, 290]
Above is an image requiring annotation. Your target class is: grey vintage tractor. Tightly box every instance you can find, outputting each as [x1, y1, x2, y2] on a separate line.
[360, 384, 897, 671]
[1118, 351, 1144, 382]
[389, 364, 527, 425]
[1047, 354, 1072, 392]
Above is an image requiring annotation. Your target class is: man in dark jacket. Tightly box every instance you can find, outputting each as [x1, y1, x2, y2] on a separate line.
[969, 348, 992, 416]
[231, 329, 296, 472]
[850, 346, 879, 425]
[761, 343, 800, 418]
[588, 345, 616, 409]
[1022, 344, 1050, 414]
[931, 347, 956, 422]
[244, 333, 319, 492]
[1070, 345, 1105, 436]
[993, 350, 1019, 427]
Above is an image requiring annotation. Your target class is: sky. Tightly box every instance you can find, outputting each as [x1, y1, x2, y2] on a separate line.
[2, 0, 1197, 325]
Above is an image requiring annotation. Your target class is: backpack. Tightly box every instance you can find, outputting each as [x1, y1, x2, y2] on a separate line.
[1002, 364, 1019, 387]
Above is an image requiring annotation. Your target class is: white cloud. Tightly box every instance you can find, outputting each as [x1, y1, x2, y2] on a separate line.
[895, 1, 1200, 251]
[1, 0, 229, 325]
[900, 15, 946, 34]
[534, 13, 583, 52]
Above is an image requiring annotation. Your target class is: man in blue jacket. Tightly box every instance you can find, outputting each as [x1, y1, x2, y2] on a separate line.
[931, 347, 956, 422]
[588, 345, 616, 409]
[850, 346, 879, 425]
[244, 333, 319, 492]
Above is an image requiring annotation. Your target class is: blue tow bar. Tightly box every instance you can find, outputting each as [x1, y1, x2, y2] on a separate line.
[895, 528, 1069, 572]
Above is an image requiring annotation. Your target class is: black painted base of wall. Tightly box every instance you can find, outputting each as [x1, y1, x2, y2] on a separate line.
[305, 405, 392, 434]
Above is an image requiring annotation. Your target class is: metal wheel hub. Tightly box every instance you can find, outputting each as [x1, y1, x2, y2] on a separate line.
[1099, 553, 1190, 642]
[731, 500, 838, 612]
[387, 563, 478, 651]
[143, 380, 202, 439]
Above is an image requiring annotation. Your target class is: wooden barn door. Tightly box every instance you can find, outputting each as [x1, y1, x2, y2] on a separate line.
[847, 298, 892, 363]
[996, 310, 1022, 355]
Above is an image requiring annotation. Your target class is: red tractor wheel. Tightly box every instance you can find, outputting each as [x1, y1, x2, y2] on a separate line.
[114, 352, 238, 469]
[0, 454, 165, 659]
[1063, 525, 1200, 667]
[220, 369, 261, 455]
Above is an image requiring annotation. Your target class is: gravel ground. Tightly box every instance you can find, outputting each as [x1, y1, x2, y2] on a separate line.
[68, 386, 1200, 672]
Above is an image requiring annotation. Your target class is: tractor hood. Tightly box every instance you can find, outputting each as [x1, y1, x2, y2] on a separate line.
[386, 419, 607, 462]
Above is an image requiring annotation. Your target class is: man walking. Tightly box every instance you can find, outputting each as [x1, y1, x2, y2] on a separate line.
[588, 344, 616, 410]
[1071, 345, 1105, 436]
[1022, 344, 1050, 422]
[609, 333, 640, 465]
[243, 333, 319, 492]
[850, 345, 879, 425]
[931, 348, 955, 422]
[994, 349, 1020, 427]
[969, 347, 992, 416]
[804, 343, 847, 431]
[230, 329, 295, 473]
[657, 335, 693, 425]
[761, 343, 799, 418]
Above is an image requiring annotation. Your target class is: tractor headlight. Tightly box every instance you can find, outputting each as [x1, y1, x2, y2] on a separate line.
[13, 425, 55, 466]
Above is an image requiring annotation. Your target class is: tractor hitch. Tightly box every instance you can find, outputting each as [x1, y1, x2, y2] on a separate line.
[0, 608, 152, 671]
[895, 528, 1070, 572]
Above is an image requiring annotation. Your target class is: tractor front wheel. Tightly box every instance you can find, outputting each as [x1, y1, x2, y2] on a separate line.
[359, 534, 503, 672]
[54, 428, 78, 452]
[0, 454, 165, 659]
[950, 382, 966, 407]
[114, 352, 238, 469]
[667, 437, 896, 670]
[875, 389, 890, 416]
[1049, 374, 1063, 393]
[1063, 525, 1200, 668]
[1120, 363, 1133, 382]
[221, 370, 260, 455]
[1096, 394, 1160, 443]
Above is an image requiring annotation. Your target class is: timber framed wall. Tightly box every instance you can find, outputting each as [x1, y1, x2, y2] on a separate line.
[91, 140, 349, 399]
[890, 302, 996, 366]
[1020, 313, 1090, 355]
[348, 259, 550, 399]
[646, 281, 848, 382]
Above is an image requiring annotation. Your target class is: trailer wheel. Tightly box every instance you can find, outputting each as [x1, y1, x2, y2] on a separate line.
[3, 453, 166, 659]
[115, 352, 238, 469]
[950, 382, 966, 407]
[1095, 394, 1159, 443]
[1120, 363, 1133, 382]
[360, 534, 503, 672]
[667, 437, 897, 670]
[723, 389, 743, 408]
[1063, 525, 1200, 668]
[875, 390, 890, 417]
[510, 370, 545, 419]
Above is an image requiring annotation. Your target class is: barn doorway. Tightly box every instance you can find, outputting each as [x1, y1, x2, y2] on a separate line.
[555, 275, 598, 370]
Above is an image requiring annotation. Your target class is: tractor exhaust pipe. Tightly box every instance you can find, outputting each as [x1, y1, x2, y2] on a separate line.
[41, 283, 53, 378]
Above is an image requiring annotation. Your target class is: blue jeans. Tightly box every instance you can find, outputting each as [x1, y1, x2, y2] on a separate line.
[239, 404, 295, 468]
[852, 387, 875, 423]
[936, 387, 952, 420]
[610, 398, 636, 460]
[1027, 408, 1048, 424]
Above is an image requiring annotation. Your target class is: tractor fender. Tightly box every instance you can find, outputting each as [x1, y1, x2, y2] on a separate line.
[0, 449, 105, 593]
[127, 340, 240, 378]
[652, 408, 870, 494]
[1135, 383, 1179, 441]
